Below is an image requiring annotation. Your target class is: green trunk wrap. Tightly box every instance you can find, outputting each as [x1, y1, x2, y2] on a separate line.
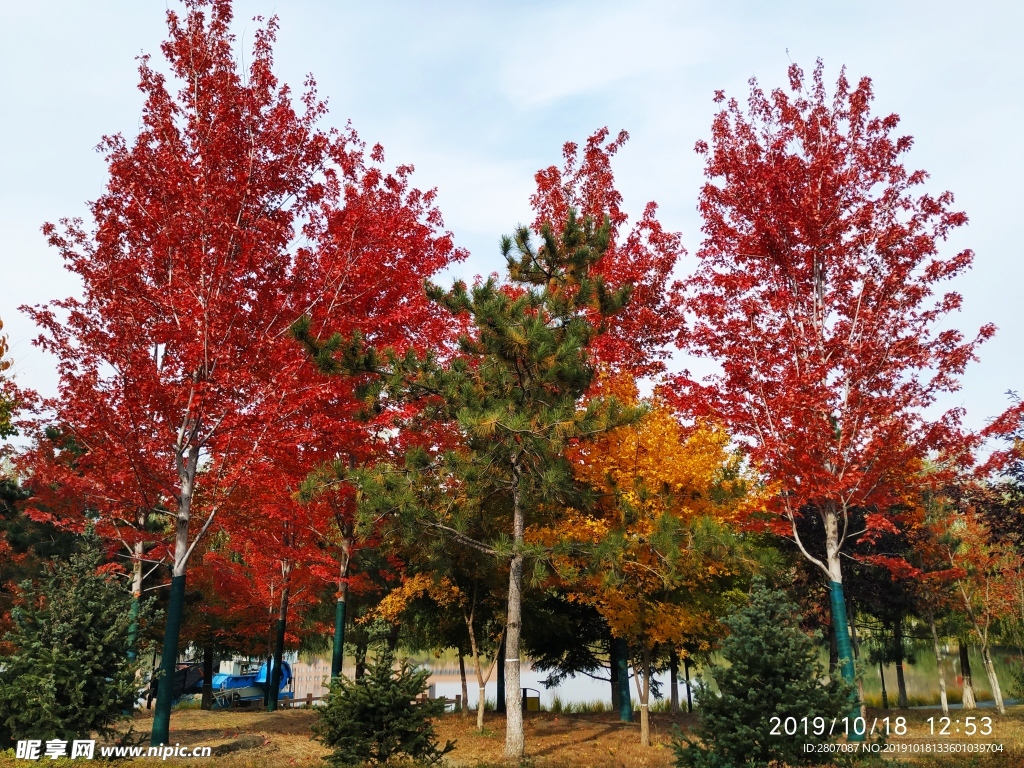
[830, 580, 863, 742]
[331, 598, 346, 678]
[150, 574, 186, 747]
[616, 637, 632, 722]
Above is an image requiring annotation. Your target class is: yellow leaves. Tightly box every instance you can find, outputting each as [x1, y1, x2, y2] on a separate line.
[542, 374, 752, 651]
[363, 573, 463, 625]
[570, 394, 736, 526]
[591, 586, 711, 647]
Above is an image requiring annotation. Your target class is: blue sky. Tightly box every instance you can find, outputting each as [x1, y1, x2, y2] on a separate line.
[1, 0, 1021, 434]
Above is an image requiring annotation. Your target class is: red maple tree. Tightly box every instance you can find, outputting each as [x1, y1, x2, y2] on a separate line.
[670, 61, 995, 693]
[21, 0, 462, 744]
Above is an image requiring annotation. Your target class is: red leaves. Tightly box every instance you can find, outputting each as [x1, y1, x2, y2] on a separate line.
[19, 0, 463, 630]
[671, 60, 993, 532]
[530, 128, 684, 378]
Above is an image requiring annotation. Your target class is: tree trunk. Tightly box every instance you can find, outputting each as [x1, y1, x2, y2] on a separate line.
[354, 640, 367, 680]
[928, 611, 948, 715]
[610, 637, 620, 712]
[639, 644, 651, 747]
[331, 543, 350, 679]
[823, 505, 862, 741]
[127, 540, 144, 663]
[959, 639, 976, 709]
[201, 643, 214, 710]
[151, 574, 186, 745]
[503, 456, 525, 761]
[683, 655, 693, 713]
[669, 647, 680, 713]
[386, 623, 401, 653]
[477, 684, 487, 729]
[464, 597, 501, 731]
[496, 635, 505, 714]
[459, 651, 469, 718]
[879, 659, 889, 709]
[616, 637, 632, 722]
[151, 441, 200, 748]
[267, 563, 292, 712]
[894, 615, 908, 709]
[147, 651, 158, 710]
[979, 643, 1006, 714]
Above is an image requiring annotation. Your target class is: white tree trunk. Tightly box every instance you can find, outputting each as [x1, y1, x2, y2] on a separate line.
[504, 457, 525, 761]
[639, 644, 651, 747]
[929, 613, 949, 716]
[980, 644, 1006, 715]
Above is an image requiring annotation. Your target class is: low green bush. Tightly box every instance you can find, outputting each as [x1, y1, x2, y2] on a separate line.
[313, 648, 454, 766]
[672, 578, 853, 768]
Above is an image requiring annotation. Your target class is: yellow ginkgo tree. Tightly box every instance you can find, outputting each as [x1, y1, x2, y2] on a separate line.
[533, 377, 755, 746]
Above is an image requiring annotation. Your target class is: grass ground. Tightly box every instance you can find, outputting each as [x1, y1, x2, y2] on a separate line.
[1, 705, 1021, 767]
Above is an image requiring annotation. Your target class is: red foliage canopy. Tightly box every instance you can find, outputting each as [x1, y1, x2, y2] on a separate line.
[19, 0, 463, 590]
[670, 61, 994, 576]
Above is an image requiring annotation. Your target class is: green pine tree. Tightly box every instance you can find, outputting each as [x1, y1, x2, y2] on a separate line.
[295, 210, 640, 760]
[673, 578, 853, 768]
[0, 530, 148, 748]
[313, 647, 454, 766]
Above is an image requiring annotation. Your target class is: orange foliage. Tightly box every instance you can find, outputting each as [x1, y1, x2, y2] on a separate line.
[532, 375, 752, 651]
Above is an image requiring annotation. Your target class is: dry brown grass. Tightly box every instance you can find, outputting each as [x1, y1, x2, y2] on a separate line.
[1, 704, 1021, 767]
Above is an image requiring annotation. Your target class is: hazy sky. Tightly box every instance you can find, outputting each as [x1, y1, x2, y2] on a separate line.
[1, 1, 1021, 435]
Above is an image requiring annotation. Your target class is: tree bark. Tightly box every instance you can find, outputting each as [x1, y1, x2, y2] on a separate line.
[616, 637, 632, 722]
[878, 659, 888, 709]
[669, 646, 680, 713]
[823, 505, 862, 741]
[127, 540, 144, 663]
[459, 650, 469, 718]
[894, 615, 908, 709]
[610, 637, 620, 712]
[503, 456, 525, 761]
[331, 543, 350, 679]
[959, 639, 976, 709]
[496, 635, 505, 714]
[980, 644, 1006, 714]
[267, 562, 293, 712]
[386, 622, 401, 653]
[683, 655, 693, 713]
[954, 576, 1004, 713]
[928, 611, 949, 716]
[639, 643, 651, 747]
[464, 592, 501, 731]
[151, 439, 200, 748]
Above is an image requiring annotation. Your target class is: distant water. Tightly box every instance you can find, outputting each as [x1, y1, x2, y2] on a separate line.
[426, 662, 697, 709]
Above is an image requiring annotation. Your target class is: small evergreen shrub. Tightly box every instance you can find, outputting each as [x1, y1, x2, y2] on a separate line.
[672, 578, 853, 768]
[0, 531, 147, 748]
[313, 648, 455, 766]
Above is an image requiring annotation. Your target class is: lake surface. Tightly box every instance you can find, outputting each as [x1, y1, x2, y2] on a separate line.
[425, 662, 695, 709]
[289, 644, 1021, 710]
